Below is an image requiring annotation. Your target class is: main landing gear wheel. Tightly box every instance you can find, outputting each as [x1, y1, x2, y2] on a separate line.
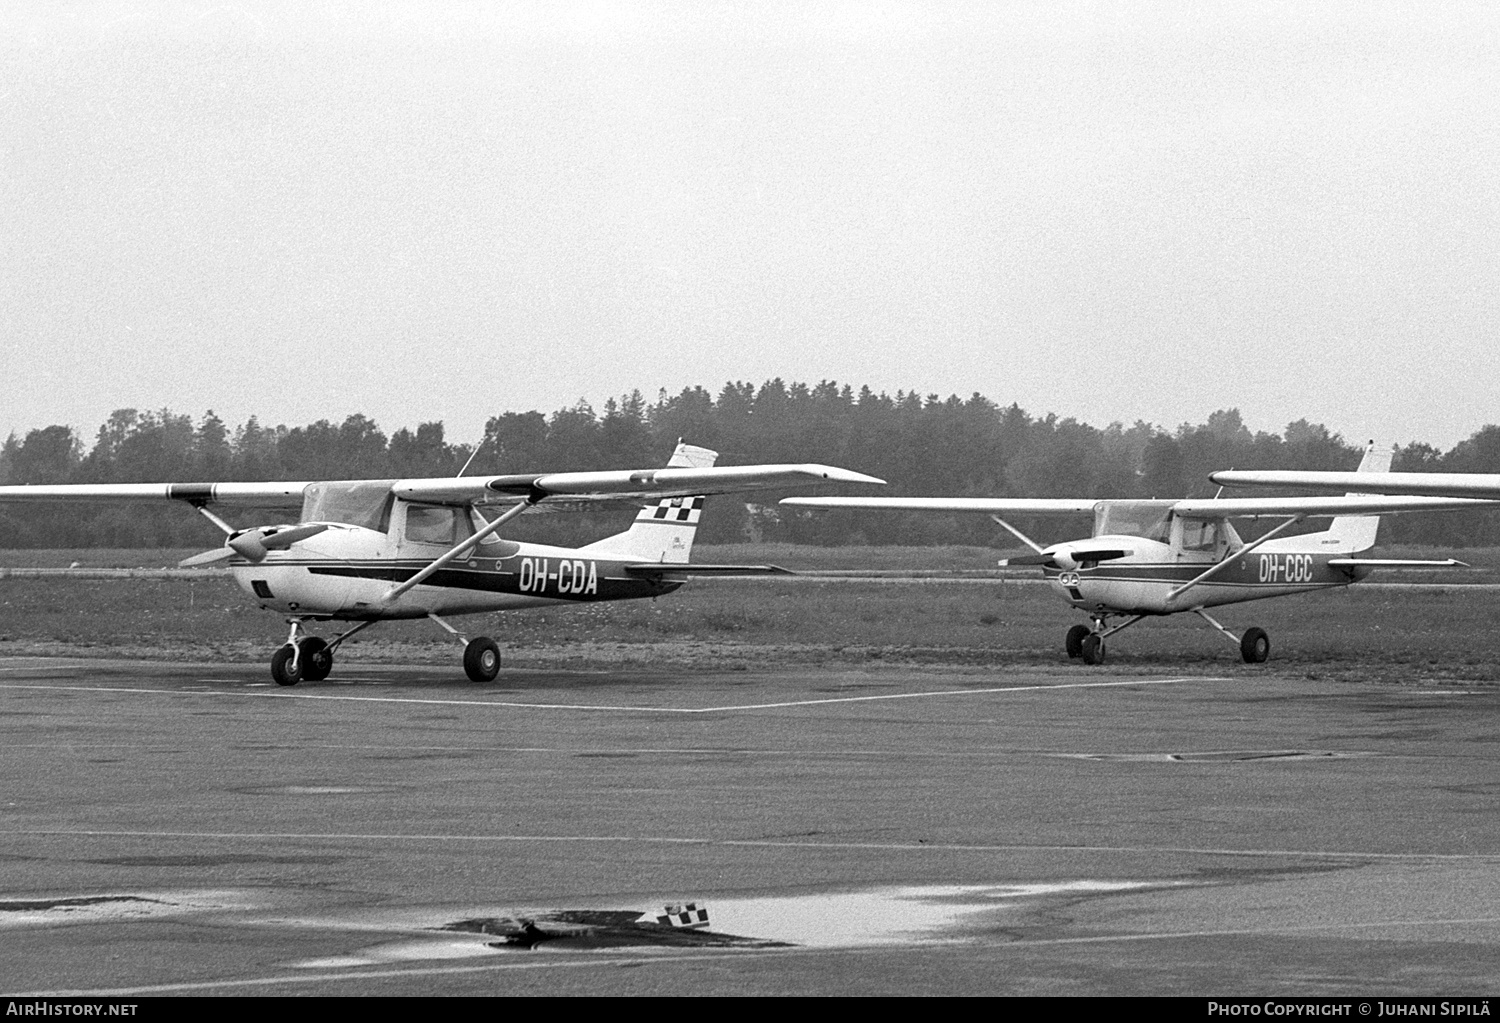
[1065, 624, 1090, 659]
[270, 644, 301, 686]
[298, 636, 333, 681]
[1240, 626, 1270, 664]
[464, 636, 501, 682]
[1080, 633, 1106, 665]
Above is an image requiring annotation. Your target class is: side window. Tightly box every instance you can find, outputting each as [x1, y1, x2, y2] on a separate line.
[1181, 519, 1219, 552]
[470, 508, 503, 545]
[405, 505, 459, 545]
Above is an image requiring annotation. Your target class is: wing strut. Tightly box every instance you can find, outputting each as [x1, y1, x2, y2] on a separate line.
[990, 515, 1046, 554]
[193, 505, 237, 536]
[1165, 515, 1306, 603]
[380, 498, 537, 605]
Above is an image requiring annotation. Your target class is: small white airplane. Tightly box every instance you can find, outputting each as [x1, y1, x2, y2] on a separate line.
[782, 445, 1490, 664]
[0, 442, 883, 684]
[1210, 465, 1500, 499]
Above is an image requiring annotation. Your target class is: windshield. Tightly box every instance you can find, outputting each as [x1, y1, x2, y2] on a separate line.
[1094, 500, 1173, 542]
[301, 481, 396, 531]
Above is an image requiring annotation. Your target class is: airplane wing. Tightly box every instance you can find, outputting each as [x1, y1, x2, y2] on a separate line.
[1170, 495, 1499, 518]
[397, 464, 885, 505]
[0, 482, 311, 507]
[778, 497, 1098, 514]
[1209, 469, 1500, 499]
[0, 465, 883, 510]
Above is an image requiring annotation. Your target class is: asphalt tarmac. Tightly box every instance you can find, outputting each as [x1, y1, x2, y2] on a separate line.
[2, 656, 1497, 997]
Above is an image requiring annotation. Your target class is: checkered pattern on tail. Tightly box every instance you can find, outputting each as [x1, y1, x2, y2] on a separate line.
[643, 495, 704, 524]
[579, 441, 717, 563]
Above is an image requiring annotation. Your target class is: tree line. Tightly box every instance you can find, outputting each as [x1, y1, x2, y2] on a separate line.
[3, 382, 1499, 548]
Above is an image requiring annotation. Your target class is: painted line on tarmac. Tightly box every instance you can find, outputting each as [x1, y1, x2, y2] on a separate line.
[14, 828, 1500, 863]
[680, 677, 1231, 711]
[14, 913, 1500, 998]
[0, 676, 1230, 714]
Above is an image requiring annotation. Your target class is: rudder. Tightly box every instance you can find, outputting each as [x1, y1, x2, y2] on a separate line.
[1323, 441, 1391, 552]
[580, 442, 717, 563]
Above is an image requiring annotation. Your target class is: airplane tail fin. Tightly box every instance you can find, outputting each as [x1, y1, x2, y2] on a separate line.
[579, 442, 718, 563]
[1321, 441, 1390, 553]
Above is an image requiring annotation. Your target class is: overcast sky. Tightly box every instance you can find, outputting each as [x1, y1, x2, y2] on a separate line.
[3, 1, 1497, 453]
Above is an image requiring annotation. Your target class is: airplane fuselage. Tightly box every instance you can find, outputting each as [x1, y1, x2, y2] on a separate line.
[227, 522, 684, 620]
[1042, 535, 1372, 615]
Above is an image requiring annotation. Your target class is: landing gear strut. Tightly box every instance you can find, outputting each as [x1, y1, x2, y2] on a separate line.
[430, 613, 502, 682]
[270, 619, 376, 686]
[1065, 615, 1146, 666]
[1194, 609, 1271, 664]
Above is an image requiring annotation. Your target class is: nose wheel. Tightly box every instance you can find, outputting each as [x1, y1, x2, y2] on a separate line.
[1065, 615, 1143, 665]
[269, 619, 374, 685]
[1080, 633, 1106, 665]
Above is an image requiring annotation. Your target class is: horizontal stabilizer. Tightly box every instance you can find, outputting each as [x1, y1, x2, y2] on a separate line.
[622, 563, 794, 576]
[1326, 558, 1470, 568]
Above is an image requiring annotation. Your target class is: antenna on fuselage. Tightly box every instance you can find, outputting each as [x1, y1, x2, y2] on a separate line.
[456, 435, 488, 478]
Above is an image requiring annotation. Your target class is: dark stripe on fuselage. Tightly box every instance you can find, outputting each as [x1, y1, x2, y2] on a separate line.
[307, 564, 681, 601]
[1050, 557, 1358, 587]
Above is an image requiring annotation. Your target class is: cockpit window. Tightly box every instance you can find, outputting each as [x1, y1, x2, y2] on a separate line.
[1179, 518, 1220, 552]
[1094, 501, 1173, 542]
[405, 504, 467, 545]
[301, 481, 396, 531]
[469, 507, 506, 545]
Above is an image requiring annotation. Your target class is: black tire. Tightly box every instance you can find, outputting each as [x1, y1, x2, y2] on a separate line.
[299, 636, 332, 681]
[1240, 627, 1270, 664]
[464, 637, 501, 682]
[1065, 625, 1090, 659]
[270, 644, 301, 686]
[1080, 633, 1106, 665]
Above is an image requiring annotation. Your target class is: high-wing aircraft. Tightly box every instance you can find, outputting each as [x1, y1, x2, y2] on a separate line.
[781, 446, 1488, 665]
[1210, 465, 1500, 499]
[0, 442, 882, 684]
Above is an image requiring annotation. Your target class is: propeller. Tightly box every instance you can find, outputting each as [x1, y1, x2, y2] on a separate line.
[179, 523, 329, 567]
[999, 547, 1133, 570]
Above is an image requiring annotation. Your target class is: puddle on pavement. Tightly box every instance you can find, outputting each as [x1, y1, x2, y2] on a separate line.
[291, 880, 1180, 967]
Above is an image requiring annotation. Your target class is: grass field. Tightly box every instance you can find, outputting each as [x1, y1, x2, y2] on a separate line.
[2, 546, 1499, 685]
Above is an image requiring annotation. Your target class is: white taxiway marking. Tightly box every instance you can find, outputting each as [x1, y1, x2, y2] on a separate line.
[0, 676, 1231, 714]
